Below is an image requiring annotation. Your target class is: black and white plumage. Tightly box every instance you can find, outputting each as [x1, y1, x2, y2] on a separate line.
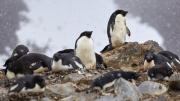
[101, 10, 130, 53]
[81, 71, 140, 92]
[57, 49, 105, 70]
[143, 51, 171, 69]
[3, 45, 29, 67]
[9, 75, 46, 93]
[5, 53, 52, 80]
[143, 51, 180, 69]
[158, 50, 179, 60]
[147, 62, 173, 81]
[51, 53, 85, 72]
[75, 31, 96, 69]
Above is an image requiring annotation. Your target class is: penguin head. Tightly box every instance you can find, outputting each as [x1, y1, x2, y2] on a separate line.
[53, 53, 62, 62]
[145, 51, 155, 62]
[79, 31, 93, 38]
[34, 75, 46, 88]
[127, 72, 140, 81]
[114, 10, 128, 17]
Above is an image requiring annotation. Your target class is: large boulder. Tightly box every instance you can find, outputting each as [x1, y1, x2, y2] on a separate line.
[101, 40, 164, 71]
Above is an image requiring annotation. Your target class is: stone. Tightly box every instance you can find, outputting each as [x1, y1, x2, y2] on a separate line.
[114, 78, 142, 101]
[60, 92, 100, 101]
[101, 40, 164, 71]
[41, 97, 55, 101]
[63, 73, 84, 83]
[77, 75, 100, 85]
[169, 73, 180, 90]
[138, 81, 167, 95]
[95, 94, 129, 101]
[47, 82, 76, 96]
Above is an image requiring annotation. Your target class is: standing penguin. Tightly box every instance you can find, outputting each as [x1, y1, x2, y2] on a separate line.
[75, 31, 96, 69]
[3, 45, 29, 67]
[101, 10, 130, 53]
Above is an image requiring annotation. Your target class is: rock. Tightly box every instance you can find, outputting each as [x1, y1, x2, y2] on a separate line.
[77, 75, 100, 85]
[114, 78, 142, 101]
[47, 82, 76, 96]
[60, 92, 100, 101]
[101, 40, 164, 71]
[169, 73, 180, 90]
[95, 94, 129, 101]
[63, 73, 84, 83]
[138, 81, 167, 95]
[41, 97, 55, 101]
[0, 87, 8, 94]
[152, 97, 167, 101]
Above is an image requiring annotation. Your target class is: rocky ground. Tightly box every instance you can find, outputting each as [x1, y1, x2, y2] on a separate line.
[0, 40, 180, 101]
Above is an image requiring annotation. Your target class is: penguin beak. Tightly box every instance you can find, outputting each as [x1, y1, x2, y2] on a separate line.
[87, 31, 93, 38]
[125, 11, 128, 13]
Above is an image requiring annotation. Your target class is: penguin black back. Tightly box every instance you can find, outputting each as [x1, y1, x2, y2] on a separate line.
[158, 50, 179, 60]
[9, 75, 46, 93]
[3, 45, 29, 67]
[52, 53, 85, 72]
[5, 53, 52, 79]
[81, 71, 139, 91]
[147, 62, 173, 81]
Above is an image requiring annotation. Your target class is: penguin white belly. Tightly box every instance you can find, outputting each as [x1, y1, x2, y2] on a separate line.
[144, 60, 155, 69]
[34, 66, 49, 73]
[76, 37, 96, 69]
[52, 60, 73, 72]
[6, 70, 16, 80]
[20, 84, 45, 93]
[110, 15, 126, 48]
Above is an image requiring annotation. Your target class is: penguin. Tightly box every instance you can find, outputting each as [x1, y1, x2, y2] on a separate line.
[5, 53, 52, 80]
[8, 75, 46, 93]
[3, 45, 29, 67]
[51, 53, 85, 72]
[158, 50, 179, 60]
[75, 31, 96, 69]
[143, 51, 180, 69]
[57, 49, 105, 70]
[147, 62, 173, 81]
[101, 10, 130, 53]
[81, 71, 139, 92]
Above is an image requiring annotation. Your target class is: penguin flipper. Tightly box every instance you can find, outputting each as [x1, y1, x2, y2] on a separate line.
[126, 26, 131, 36]
[100, 44, 111, 53]
[172, 58, 180, 67]
[3, 56, 19, 67]
[8, 78, 25, 93]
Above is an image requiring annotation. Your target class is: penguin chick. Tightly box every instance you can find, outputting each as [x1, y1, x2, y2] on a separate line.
[51, 53, 85, 72]
[81, 71, 139, 92]
[75, 31, 96, 69]
[147, 62, 173, 81]
[8, 75, 46, 93]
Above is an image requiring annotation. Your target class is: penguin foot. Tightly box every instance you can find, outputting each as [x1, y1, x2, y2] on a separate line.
[100, 44, 112, 53]
[123, 42, 129, 45]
